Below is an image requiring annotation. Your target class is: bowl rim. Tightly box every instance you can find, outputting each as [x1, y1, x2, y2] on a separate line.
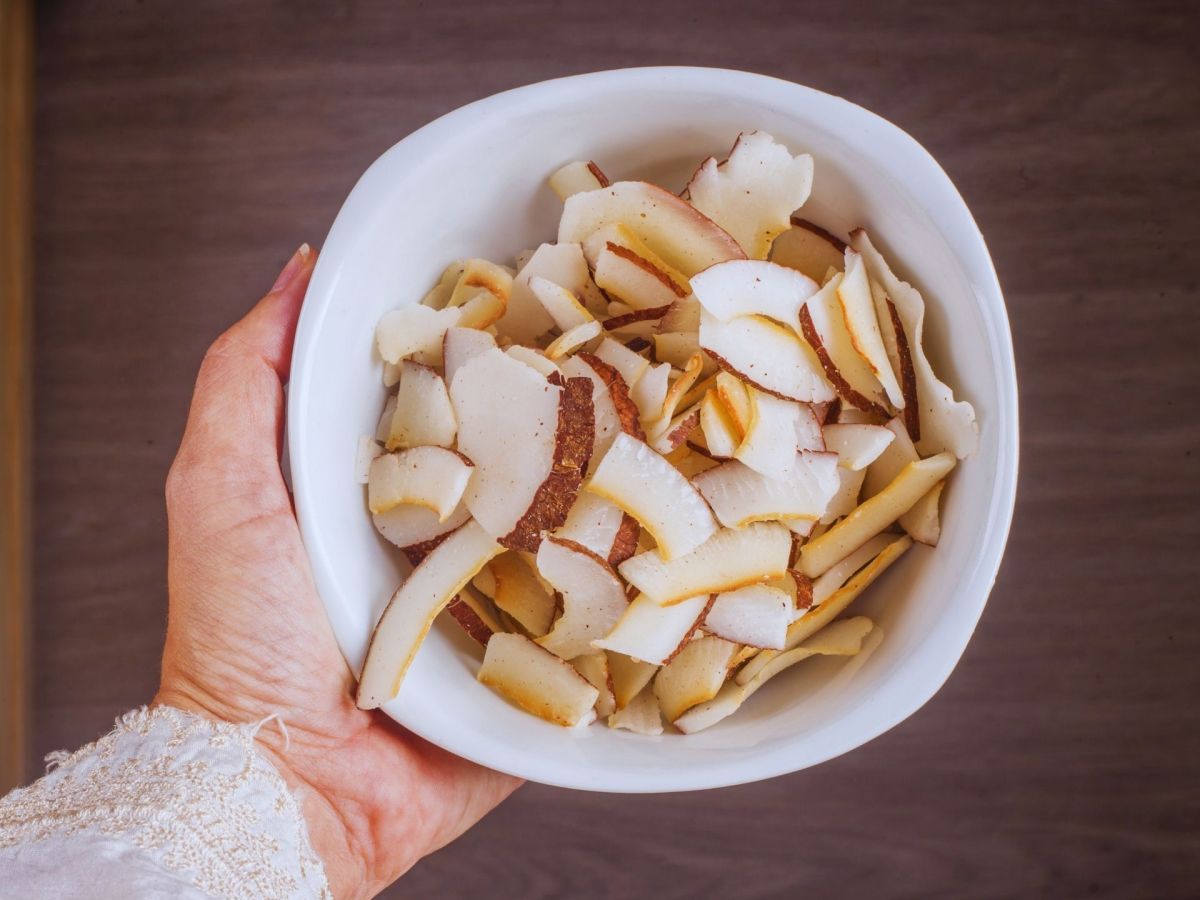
[288, 65, 1019, 793]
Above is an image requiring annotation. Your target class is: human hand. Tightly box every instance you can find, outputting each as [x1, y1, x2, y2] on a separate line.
[154, 245, 520, 899]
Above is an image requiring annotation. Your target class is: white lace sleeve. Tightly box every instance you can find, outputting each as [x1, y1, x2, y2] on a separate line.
[0, 706, 331, 899]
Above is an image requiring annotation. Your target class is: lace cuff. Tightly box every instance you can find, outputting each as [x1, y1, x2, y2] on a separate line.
[0, 706, 331, 899]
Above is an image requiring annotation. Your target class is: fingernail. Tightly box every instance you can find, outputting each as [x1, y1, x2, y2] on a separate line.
[272, 243, 312, 292]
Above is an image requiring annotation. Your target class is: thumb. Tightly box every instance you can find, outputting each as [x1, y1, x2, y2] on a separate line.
[170, 245, 317, 496]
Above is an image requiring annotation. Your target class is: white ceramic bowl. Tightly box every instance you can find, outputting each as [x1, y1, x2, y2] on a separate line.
[288, 67, 1018, 793]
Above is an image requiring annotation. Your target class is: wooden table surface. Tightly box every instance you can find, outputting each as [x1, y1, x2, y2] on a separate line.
[32, 1, 1199, 897]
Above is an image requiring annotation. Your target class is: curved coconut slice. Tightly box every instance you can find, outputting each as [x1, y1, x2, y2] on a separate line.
[587, 432, 718, 561]
[799, 453, 954, 577]
[559, 181, 746, 277]
[653, 332, 706, 373]
[676, 617, 873, 733]
[548, 159, 609, 200]
[571, 651, 615, 718]
[357, 520, 503, 708]
[733, 389, 804, 480]
[769, 217, 848, 282]
[619, 521, 792, 606]
[607, 652, 659, 709]
[665, 445, 720, 480]
[631, 362, 672, 428]
[595, 241, 690, 312]
[700, 389, 741, 458]
[850, 230, 978, 458]
[376, 304, 463, 365]
[704, 584, 792, 649]
[649, 407, 701, 455]
[367, 448, 473, 520]
[692, 453, 839, 529]
[700, 311, 835, 403]
[823, 423, 895, 471]
[529, 275, 594, 332]
[658, 295, 702, 333]
[608, 683, 663, 734]
[594, 337, 650, 388]
[685, 132, 814, 260]
[799, 274, 888, 415]
[691, 259, 819, 325]
[648, 353, 704, 437]
[713, 372, 752, 438]
[653, 634, 739, 722]
[486, 552, 556, 637]
[443, 327, 497, 386]
[500, 242, 591, 343]
[838, 250, 905, 409]
[505, 344, 560, 377]
[795, 402, 825, 452]
[355, 435, 383, 484]
[453, 352, 594, 550]
[421, 260, 467, 309]
[602, 304, 673, 334]
[870, 279, 920, 441]
[821, 466, 867, 524]
[592, 593, 711, 665]
[739, 536, 911, 684]
[446, 584, 503, 646]
[372, 501, 471, 553]
[863, 417, 943, 545]
[535, 537, 629, 659]
[478, 632, 599, 727]
[386, 362, 457, 450]
[582, 223, 691, 290]
[545, 319, 603, 359]
[810, 534, 897, 605]
[559, 354, 621, 469]
[445, 259, 511, 329]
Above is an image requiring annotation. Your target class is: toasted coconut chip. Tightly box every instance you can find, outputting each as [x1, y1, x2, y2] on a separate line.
[861, 420, 944, 546]
[795, 402, 825, 452]
[701, 311, 835, 404]
[619, 521, 792, 607]
[657, 296, 701, 335]
[733, 388, 805, 480]
[602, 303, 673, 332]
[685, 132, 814, 260]
[386, 362, 457, 450]
[648, 353, 704, 436]
[704, 584, 792, 649]
[377, 304, 463, 365]
[529, 275, 594, 332]
[649, 408, 701, 454]
[367, 448, 473, 520]
[676, 372, 718, 414]
[700, 389, 740, 458]
[769, 217, 848, 282]
[692, 453, 839, 529]
[594, 336, 650, 387]
[559, 181, 746, 277]
[850, 230, 978, 458]
[505, 344, 560, 377]
[357, 520, 503, 709]
[810, 533, 898, 606]
[592, 593, 711, 665]
[500, 242, 590, 343]
[576, 351, 643, 436]
[676, 617, 873, 734]
[823, 423, 895, 470]
[421, 260, 467, 309]
[664, 445, 721, 479]
[654, 634, 739, 722]
[582, 223, 691, 292]
[545, 319, 603, 359]
[447, 258, 512, 307]
[821, 466, 867, 524]
[630, 361, 672, 428]
[452, 350, 594, 551]
[355, 435, 384, 484]
[607, 652, 659, 710]
[443, 327, 498, 386]
[486, 552, 557, 637]
[904, 482, 944, 546]
[691, 259, 819, 325]
[714, 372, 752, 437]
[548, 159, 609, 201]
[588, 432, 719, 561]
[839, 250, 905, 409]
[535, 537, 630, 660]
[554, 482, 631, 560]
[799, 274, 889, 414]
[800, 453, 954, 577]
[372, 501, 471, 553]
[455, 291, 505, 330]
[871, 282, 920, 439]
[608, 514, 641, 567]
[561, 352, 641, 475]
[595, 242, 689, 311]
[446, 584, 503, 646]
[608, 683, 664, 734]
[478, 632, 599, 727]
[571, 651, 616, 718]
[739, 536, 911, 684]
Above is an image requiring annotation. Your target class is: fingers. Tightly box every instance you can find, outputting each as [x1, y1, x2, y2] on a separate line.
[168, 245, 317, 500]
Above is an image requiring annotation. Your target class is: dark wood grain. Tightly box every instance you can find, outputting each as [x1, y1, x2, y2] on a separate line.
[31, 1, 1200, 897]
[0, 0, 32, 796]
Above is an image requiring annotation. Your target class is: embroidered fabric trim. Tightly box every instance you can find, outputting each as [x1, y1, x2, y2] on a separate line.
[0, 706, 331, 899]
